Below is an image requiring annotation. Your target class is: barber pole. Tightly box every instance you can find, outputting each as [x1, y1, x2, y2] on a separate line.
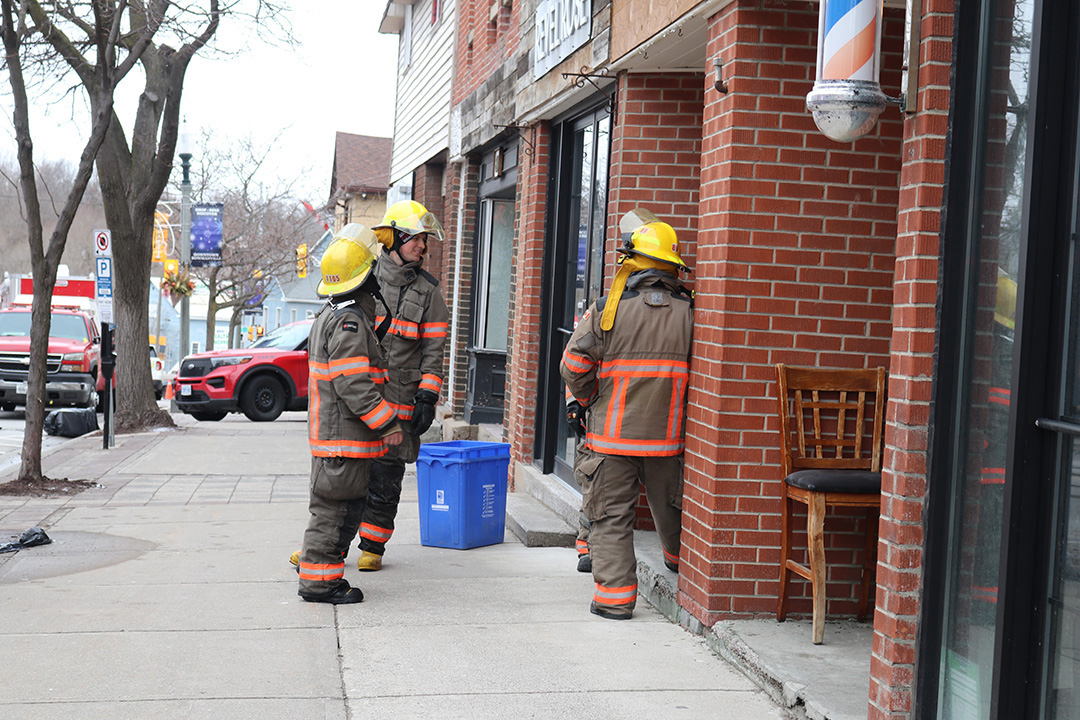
[806, 0, 888, 142]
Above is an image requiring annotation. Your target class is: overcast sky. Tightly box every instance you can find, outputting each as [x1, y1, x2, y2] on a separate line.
[2, 2, 398, 204]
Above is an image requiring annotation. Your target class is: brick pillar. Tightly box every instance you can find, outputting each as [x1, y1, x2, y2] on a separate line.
[606, 71, 704, 528]
[442, 158, 480, 417]
[505, 123, 552, 473]
[683, 0, 903, 626]
[870, 1, 953, 717]
[413, 162, 448, 288]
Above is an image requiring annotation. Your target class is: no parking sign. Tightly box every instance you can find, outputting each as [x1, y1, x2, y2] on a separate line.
[94, 229, 112, 257]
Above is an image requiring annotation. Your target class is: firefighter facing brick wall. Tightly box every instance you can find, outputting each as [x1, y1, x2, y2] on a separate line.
[560, 210, 694, 620]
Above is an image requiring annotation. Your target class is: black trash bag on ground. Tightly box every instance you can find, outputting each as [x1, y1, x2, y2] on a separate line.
[44, 408, 99, 438]
[0, 526, 52, 553]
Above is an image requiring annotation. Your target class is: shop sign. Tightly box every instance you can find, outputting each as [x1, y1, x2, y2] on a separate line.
[533, 0, 591, 81]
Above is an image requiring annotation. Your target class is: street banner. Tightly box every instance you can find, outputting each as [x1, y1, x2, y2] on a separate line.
[191, 203, 224, 267]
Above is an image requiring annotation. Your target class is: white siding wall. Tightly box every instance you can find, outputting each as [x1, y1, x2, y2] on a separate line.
[390, 0, 456, 185]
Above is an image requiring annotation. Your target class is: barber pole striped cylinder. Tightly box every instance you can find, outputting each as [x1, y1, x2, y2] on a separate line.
[806, 0, 888, 142]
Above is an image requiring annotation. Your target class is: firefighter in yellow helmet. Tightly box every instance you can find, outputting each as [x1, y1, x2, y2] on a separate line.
[342, 200, 449, 571]
[560, 209, 693, 620]
[295, 226, 404, 604]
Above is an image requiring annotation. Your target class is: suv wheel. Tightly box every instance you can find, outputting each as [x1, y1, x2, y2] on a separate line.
[240, 375, 287, 422]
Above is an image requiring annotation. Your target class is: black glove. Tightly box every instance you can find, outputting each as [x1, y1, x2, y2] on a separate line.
[566, 401, 586, 439]
[408, 389, 438, 436]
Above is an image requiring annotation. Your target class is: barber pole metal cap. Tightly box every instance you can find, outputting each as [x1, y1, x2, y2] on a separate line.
[807, 0, 886, 142]
[807, 79, 888, 143]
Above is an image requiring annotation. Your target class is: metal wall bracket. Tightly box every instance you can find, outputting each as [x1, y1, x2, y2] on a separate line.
[561, 67, 618, 123]
[492, 123, 534, 156]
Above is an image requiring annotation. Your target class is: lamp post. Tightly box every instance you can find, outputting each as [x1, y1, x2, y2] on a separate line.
[178, 130, 193, 360]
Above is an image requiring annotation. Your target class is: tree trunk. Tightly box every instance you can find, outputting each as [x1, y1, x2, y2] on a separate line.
[229, 309, 242, 349]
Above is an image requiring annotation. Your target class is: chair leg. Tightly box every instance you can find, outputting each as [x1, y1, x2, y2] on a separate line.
[777, 490, 791, 622]
[857, 507, 878, 622]
[807, 493, 827, 645]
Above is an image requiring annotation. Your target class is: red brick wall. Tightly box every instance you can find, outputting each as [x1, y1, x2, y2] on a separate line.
[605, 72, 704, 528]
[682, 0, 903, 626]
[454, 0, 521, 103]
[505, 123, 552, 472]
[870, 1, 954, 717]
[413, 163, 448, 288]
[441, 159, 480, 415]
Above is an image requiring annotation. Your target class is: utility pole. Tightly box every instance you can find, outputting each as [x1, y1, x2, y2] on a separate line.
[179, 133, 193, 359]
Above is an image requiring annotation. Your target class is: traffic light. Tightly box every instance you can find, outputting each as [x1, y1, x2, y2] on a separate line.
[296, 243, 308, 278]
[247, 326, 254, 341]
[256, 325, 264, 337]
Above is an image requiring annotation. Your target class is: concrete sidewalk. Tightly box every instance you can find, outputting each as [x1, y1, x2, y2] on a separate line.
[0, 413, 793, 720]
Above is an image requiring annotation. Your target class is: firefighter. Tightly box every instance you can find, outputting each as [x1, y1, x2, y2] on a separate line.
[353, 200, 450, 571]
[296, 226, 404, 604]
[560, 210, 693, 620]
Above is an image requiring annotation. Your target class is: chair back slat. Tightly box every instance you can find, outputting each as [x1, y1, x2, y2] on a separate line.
[775, 364, 887, 476]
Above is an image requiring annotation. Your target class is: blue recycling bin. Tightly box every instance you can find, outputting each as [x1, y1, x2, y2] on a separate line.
[416, 441, 510, 549]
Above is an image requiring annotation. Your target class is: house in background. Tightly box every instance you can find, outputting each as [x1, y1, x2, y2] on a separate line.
[378, 0, 462, 408]
[328, 132, 393, 233]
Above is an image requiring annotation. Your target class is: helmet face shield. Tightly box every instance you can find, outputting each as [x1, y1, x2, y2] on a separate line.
[374, 200, 445, 244]
[335, 223, 383, 257]
[619, 208, 662, 236]
[623, 217, 688, 271]
[393, 210, 444, 243]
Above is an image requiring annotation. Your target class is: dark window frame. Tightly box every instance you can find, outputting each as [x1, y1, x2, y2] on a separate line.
[534, 96, 613, 477]
[917, 1, 1080, 718]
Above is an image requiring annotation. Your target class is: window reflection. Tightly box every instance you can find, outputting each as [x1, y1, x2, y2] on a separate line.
[938, 1, 1031, 717]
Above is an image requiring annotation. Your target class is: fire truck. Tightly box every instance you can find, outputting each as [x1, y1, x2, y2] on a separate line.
[0, 271, 103, 411]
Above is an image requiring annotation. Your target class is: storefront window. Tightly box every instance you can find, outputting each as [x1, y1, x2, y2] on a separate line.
[936, 0, 1032, 717]
[555, 111, 610, 479]
[477, 199, 514, 352]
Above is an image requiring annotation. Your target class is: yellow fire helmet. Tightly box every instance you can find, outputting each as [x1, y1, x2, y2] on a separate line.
[600, 210, 689, 332]
[624, 221, 688, 270]
[317, 229, 378, 297]
[372, 200, 445, 250]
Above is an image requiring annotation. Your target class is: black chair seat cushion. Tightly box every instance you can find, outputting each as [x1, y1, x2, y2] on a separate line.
[785, 469, 881, 494]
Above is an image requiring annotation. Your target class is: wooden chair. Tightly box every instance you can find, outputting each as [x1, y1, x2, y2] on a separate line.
[775, 363, 886, 644]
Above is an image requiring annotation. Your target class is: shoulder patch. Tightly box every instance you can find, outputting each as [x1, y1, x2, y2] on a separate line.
[341, 319, 359, 333]
[644, 291, 669, 307]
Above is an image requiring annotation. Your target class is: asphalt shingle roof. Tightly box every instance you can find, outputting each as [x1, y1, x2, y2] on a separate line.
[330, 132, 392, 197]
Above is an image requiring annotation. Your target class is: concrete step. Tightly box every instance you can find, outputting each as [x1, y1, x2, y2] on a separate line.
[505, 492, 575, 548]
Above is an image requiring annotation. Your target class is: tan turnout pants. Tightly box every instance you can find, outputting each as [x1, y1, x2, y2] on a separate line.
[576, 447, 683, 614]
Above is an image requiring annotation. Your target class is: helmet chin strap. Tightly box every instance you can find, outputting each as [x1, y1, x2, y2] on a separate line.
[371, 286, 392, 341]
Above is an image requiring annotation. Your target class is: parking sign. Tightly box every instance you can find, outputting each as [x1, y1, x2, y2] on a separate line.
[95, 256, 113, 323]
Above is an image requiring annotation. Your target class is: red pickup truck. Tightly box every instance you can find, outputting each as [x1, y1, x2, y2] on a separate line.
[0, 306, 103, 411]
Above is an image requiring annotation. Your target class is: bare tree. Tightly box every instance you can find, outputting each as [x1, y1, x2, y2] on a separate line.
[0, 157, 107, 277]
[184, 134, 314, 350]
[2, 0, 156, 484]
[22, 1, 290, 432]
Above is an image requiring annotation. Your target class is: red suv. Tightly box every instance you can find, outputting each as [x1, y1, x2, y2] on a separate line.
[174, 319, 312, 422]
